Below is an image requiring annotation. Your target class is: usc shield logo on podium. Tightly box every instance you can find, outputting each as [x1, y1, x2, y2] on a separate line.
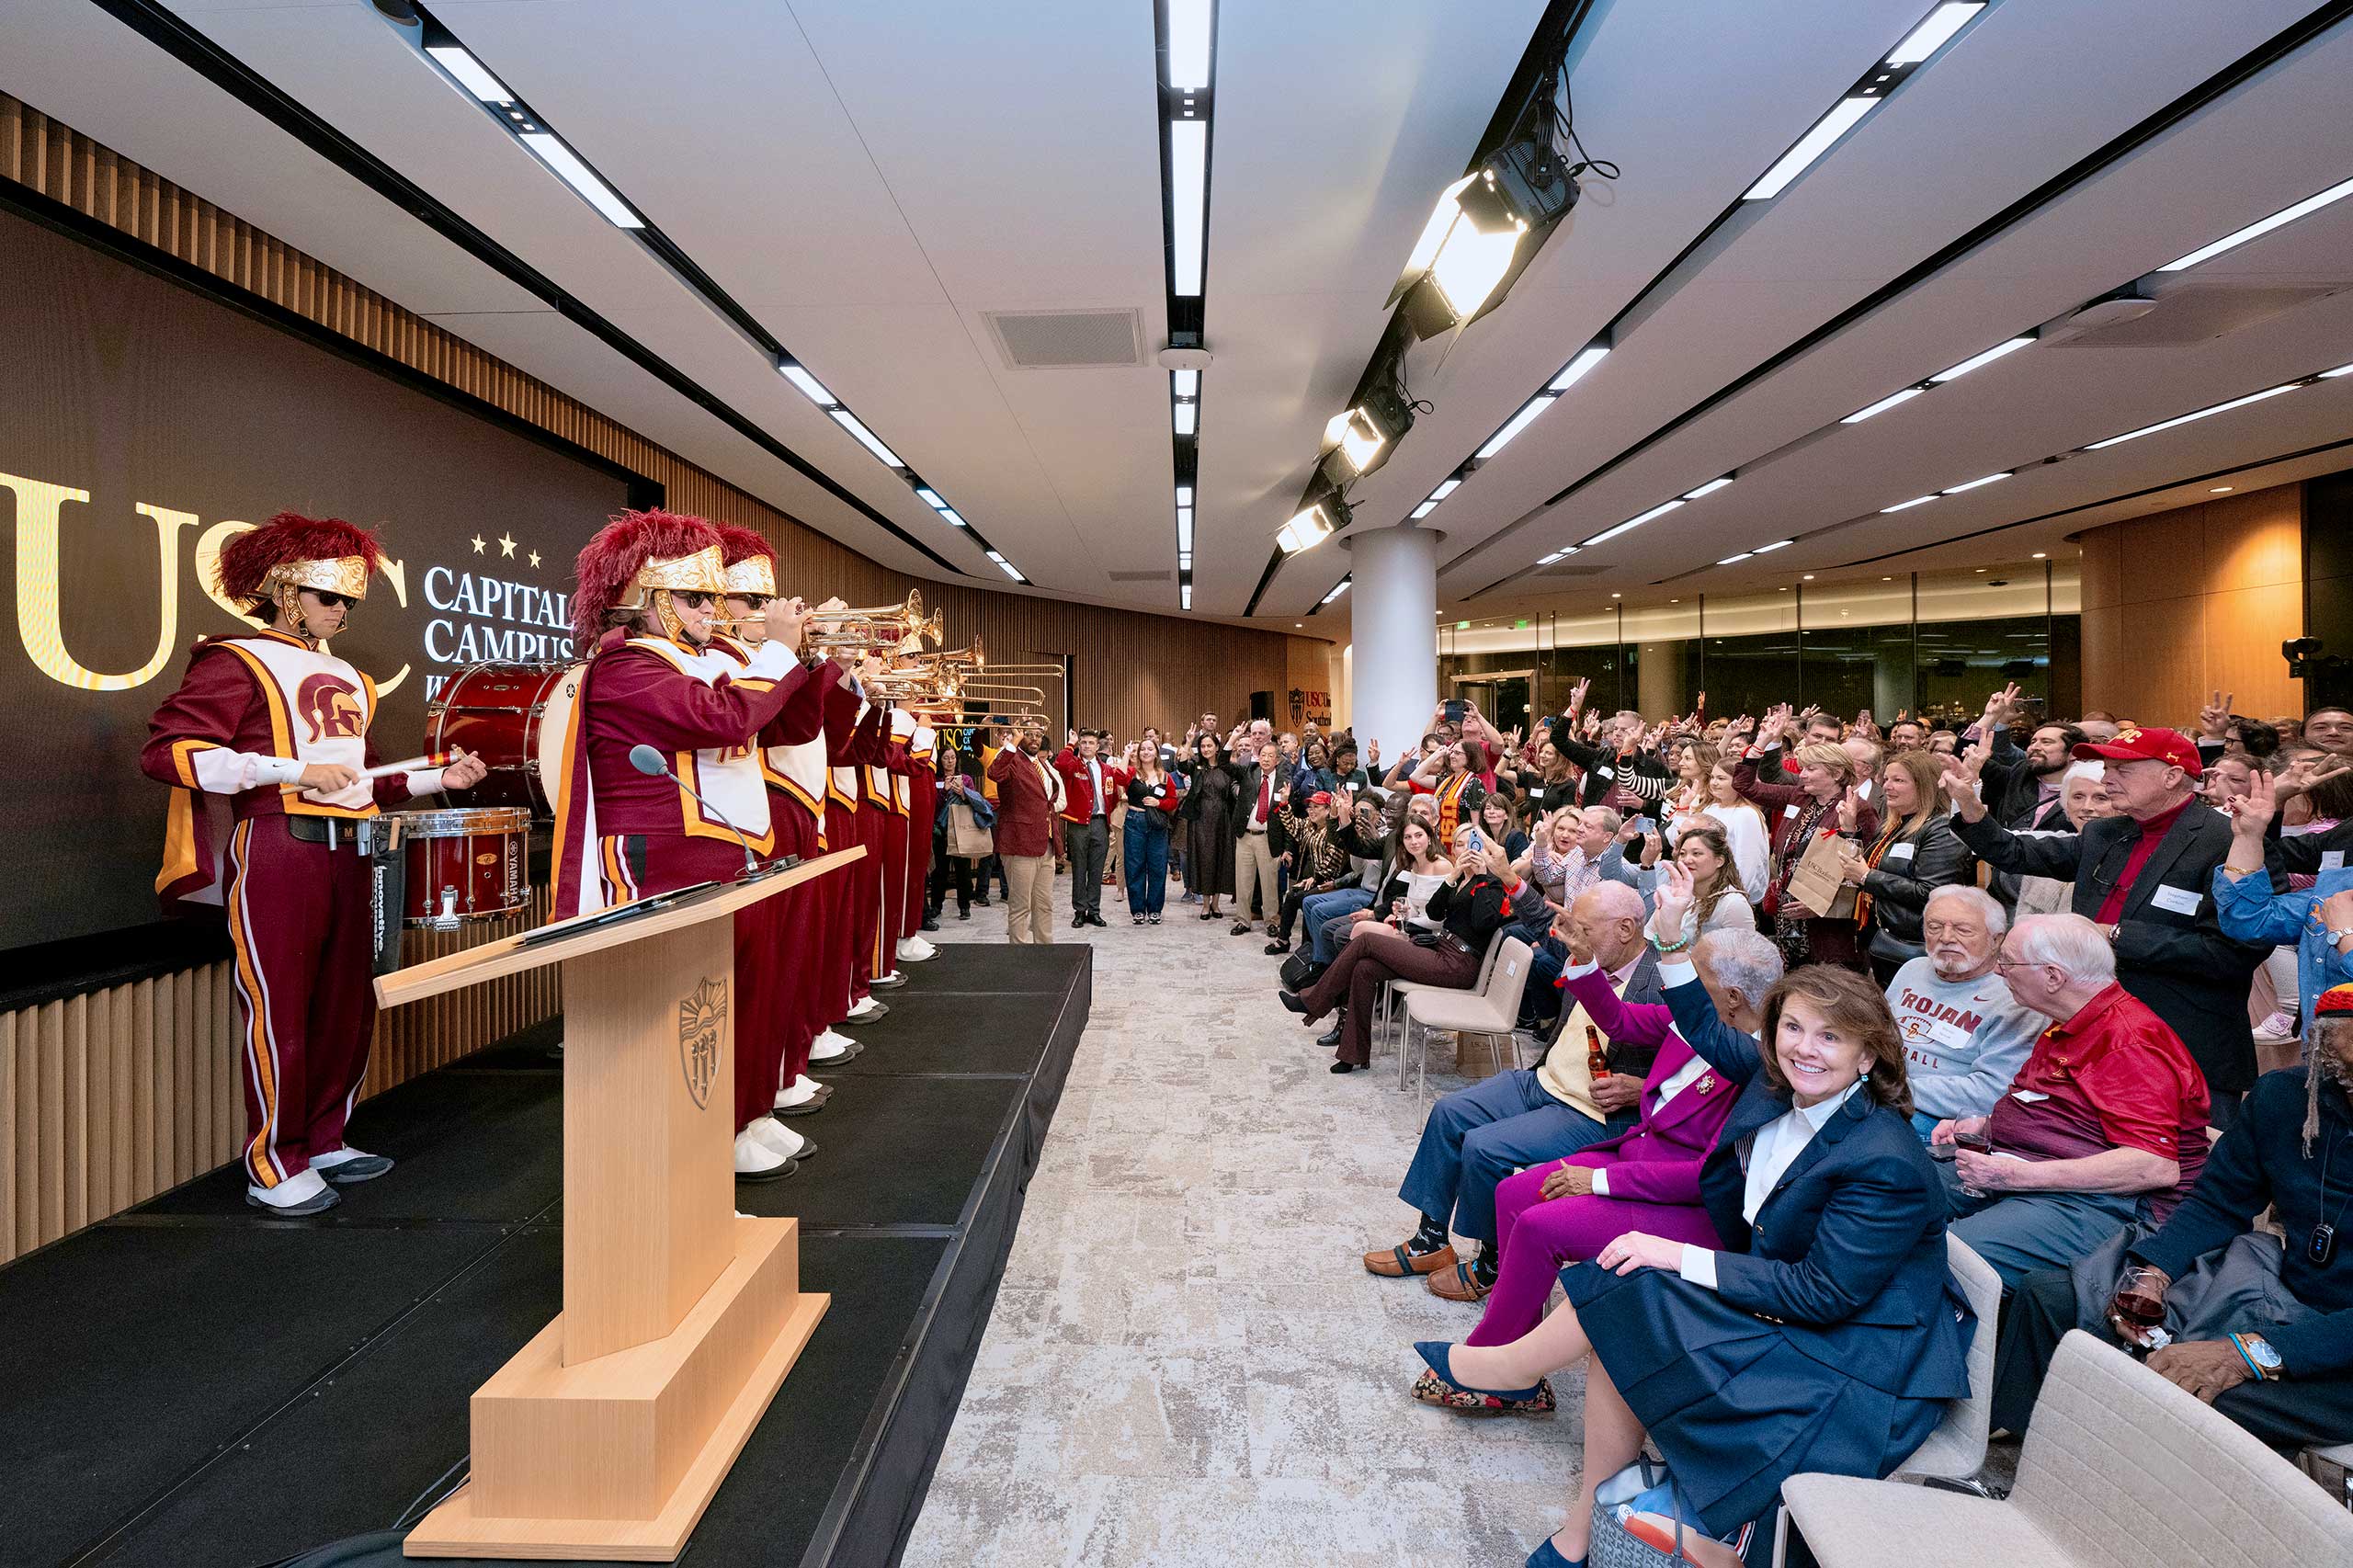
[676, 977, 726, 1110]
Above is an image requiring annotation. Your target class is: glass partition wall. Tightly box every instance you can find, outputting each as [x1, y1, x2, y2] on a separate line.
[1436, 558, 2080, 727]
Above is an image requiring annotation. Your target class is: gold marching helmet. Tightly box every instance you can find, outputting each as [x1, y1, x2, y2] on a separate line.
[214, 512, 384, 638]
[569, 510, 730, 653]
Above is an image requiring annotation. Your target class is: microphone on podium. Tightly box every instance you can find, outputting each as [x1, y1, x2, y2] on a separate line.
[628, 744, 787, 881]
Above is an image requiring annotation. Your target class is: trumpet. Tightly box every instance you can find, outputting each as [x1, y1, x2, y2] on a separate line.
[905, 634, 1063, 678]
[803, 589, 943, 651]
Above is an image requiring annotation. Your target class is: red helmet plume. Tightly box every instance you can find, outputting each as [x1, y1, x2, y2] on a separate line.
[568, 508, 723, 653]
[214, 511, 385, 613]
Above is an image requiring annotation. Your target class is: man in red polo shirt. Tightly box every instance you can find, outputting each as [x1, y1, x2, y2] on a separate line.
[1943, 723, 2277, 1119]
[1929, 912, 2210, 1288]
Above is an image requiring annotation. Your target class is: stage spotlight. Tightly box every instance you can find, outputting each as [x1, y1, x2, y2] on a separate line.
[1394, 140, 1577, 338]
[1318, 381, 1413, 483]
[1277, 494, 1349, 554]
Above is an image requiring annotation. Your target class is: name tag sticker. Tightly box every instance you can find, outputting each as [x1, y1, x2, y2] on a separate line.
[2150, 885, 2202, 916]
[1884, 842, 1916, 863]
[2324, 849, 2347, 870]
[1928, 1018, 1972, 1050]
[1783, 803, 1802, 820]
[2012, 1089, 2052, 1103]
[1597, 767, 1615, 779]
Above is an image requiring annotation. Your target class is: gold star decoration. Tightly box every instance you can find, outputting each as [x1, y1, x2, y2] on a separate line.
[498, 533, 517, 558]
[528, 550, 542, 569]
[471, 534, 486, 554]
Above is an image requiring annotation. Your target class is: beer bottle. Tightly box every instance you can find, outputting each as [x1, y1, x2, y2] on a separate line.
[1586, 1022, 1608, 1080]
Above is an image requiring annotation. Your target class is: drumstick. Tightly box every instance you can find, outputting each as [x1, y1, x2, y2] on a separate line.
[360, 752, 452, 779]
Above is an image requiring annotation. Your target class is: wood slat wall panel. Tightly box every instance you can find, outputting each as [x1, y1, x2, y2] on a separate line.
[0, 902, 562, 1267]
[0, 93, 1335, 1264]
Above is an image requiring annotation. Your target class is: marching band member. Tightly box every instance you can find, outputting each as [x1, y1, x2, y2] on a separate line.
[875, 699, 916, 984]
[849, 671, 899, 1000]
[897, 688, 946, 962]
[830, 656, 894, 1026]
[548, 509, 813, 1182]
[143, 511, 488, 1215]
[813, 649, 879, 1054]
[715, 525, 841, 1134]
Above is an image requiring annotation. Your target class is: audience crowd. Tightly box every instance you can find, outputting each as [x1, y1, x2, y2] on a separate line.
[932, 683, 2353, 1563]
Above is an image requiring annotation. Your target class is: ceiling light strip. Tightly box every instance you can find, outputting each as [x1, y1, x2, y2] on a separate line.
[1449, 0, 2351, 602]
[1744, 4, 1985, 200]
[1158, 0, 1219, 610]
[2156, 174, 2353, 272]
[396, 5, 1025, 582]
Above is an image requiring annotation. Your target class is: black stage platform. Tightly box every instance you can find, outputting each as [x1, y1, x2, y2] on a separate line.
[0, 942, 1090, 1568]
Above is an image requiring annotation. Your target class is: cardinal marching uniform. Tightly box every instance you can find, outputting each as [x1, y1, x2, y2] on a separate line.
[715, 524, 840, 1124]
[839, 699, 892, 1006]
[143, 514, 456, 1215]
[889, 706, 936, 950]
[550, 511, 807, 1182]
[813, 669, 872, 1045]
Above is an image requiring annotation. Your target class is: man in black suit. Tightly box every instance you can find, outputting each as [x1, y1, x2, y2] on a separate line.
[1940, 724, 2281, 1119]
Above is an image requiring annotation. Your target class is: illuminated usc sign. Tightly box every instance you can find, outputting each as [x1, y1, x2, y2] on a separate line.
[3, 471, 413, 696]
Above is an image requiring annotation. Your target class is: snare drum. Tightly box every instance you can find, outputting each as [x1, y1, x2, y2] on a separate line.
[394, 806, 533, 926]
[426, 661, 584, 819]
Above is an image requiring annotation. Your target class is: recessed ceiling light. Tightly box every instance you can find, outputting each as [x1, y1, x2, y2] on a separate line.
[1168, 119, 1209, 296]
[1881, 494, 1938, 513]
[1295, 622, 1303, 629]
[1974, 567, 1986, 574]
[1929, 335, 2035, 383]
[518, 133, 642, 228]
[1803, 574, 1816, 580]
[1476, 395, 1553, 460]
[2157, 175, 2353, 272]
[1669, 598, 1680, 604]
[2031, 551, 2047, 559]
[1881, 575, 1893, 581]
[2211, 485, 2233, 493]
[2086, 383, 2299, 449]
[1610, 592, 1620, 598]
[1941, 472, 2011, 494]
[1547, 344, 1612, 394]
[1886, 2, 1985, 65]
[1745, 96, 1879, 200]
[1683, 477, 1735, 500]
[1842, 386, 1926, 425]
[426, 42, 514, 103]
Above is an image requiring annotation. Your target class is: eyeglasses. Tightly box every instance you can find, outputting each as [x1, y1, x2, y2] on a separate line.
[1992, 952, 2051, 975]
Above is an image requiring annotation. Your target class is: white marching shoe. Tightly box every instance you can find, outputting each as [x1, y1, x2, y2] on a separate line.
[244, 1167, 338, 1215]
[847, 994, 886, 1020]
[750, 1119, 812, 1162]
[775, 1074, 825, 1109]
[733, 1125, 794, 1180]
[809, 1030, 861, 1063]
[896, 936, 937, 962]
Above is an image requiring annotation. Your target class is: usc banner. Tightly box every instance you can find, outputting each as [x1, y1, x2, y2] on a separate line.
[0, 203, 634, 949]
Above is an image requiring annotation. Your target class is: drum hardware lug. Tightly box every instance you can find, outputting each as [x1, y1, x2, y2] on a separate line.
[431, 887, 463, 931]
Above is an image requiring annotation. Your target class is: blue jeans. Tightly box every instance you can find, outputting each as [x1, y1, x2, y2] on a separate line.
[1397, 1067, 1635, 1244]
[1525, 936, 1570, 1024]
[1306, 887, 1376, 964]
[1123, 814, 1171, 915]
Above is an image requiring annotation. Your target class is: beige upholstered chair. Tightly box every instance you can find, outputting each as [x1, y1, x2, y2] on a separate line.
[1398, 938, 1533, 1098]
[1774, 1330, 2353, 1567]
[1891, 1234, 2002, 1491]
[1373, 930, 1504, 1062]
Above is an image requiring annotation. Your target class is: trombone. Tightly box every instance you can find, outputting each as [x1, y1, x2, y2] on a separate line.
[803, 589, 943, 652]
[905, 633, 1063, 679]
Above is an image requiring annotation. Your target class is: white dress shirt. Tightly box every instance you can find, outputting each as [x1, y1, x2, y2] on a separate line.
[1086, 757, 1106, 819]
[1677, 1079, 1861, 1290]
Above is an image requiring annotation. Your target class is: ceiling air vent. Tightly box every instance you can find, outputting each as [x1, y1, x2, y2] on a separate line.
[2047, 283, 2348, 347]
[983, 309, 1146, 369]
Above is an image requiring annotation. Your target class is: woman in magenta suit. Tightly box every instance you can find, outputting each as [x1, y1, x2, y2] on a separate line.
[1466, 925, 1786, 1346]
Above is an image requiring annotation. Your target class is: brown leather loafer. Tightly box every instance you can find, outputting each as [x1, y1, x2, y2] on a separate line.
[1427, 1260, 1493, 1302]
[1364, 1241, 1458, 1278]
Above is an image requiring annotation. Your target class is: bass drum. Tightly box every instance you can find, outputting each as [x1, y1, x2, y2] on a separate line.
[426, 661, 585, 820]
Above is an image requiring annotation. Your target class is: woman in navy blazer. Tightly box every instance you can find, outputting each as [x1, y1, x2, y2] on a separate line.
[1414, 865, 1973, 1568]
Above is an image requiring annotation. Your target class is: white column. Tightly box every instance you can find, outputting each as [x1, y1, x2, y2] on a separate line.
[1343, 526, 1438, 764]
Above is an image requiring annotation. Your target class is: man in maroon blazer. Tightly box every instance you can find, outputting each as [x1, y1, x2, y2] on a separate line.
[988, 720, 1063, 944]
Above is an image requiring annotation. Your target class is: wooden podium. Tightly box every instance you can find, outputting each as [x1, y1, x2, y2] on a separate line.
[380, 847, 861, 1561]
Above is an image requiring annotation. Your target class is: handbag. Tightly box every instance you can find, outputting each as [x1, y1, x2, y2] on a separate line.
[1279, 949, 1323, 994]
[947, 801, 995, 859]
[1787, 829, 1859, 920]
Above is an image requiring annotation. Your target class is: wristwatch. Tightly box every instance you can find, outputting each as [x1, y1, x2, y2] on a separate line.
[2234, 1332, 2283, 1380]
[2328, 926, 2353, 950]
